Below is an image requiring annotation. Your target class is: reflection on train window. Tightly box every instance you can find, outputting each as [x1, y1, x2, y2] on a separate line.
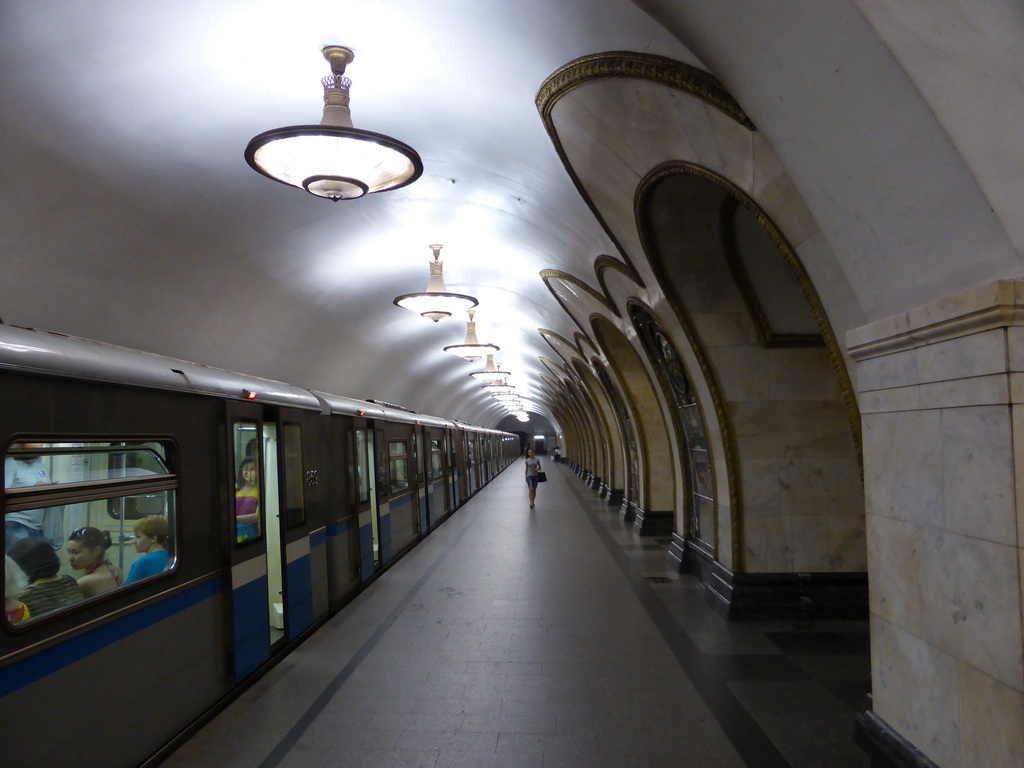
[389, 440, 409, 494]
[3, 439, 177, 626]
[430, 439, 443, 480]
[355, 430, 369, 504]
[283, 424, 305, 528]
[233, 422, 261, 545]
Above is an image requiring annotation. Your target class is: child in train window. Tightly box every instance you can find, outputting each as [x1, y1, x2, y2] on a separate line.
[235, 458, 260, 544]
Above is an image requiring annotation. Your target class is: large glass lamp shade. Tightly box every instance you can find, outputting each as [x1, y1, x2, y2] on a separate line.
[394, 244, 478, 322]
[443, 310, 499, 359]
[245, 45, 422, 201]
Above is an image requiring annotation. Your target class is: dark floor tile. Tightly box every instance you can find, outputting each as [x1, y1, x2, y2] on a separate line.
[764, 631, 863, 655]
[711, 653, 811, 681]
[820, 680, 872, 711]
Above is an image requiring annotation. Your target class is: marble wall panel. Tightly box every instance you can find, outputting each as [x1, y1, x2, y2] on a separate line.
[918, 529, 1023, 689]
[768, 347, 841, 401]
[743, 514, 792, 572]
[789, 514, 831, 571]
[1006, 326, 1024, 371]
[858, 383, 921, 414]
[956, 660, 1024, 768]
[871, 616, 960, 768]
[1014, 406, 1024, 545]
[866, 514, 924, 635]
[781, 401, 857, 458]
[706, 105, 754, 190]
[863, 410, 943, 527]
[827, 515, 867, 571]
[690, 310, 756, 346]
[856, 346, 920, 392]
[711, 346, 773, 401]
[916, 373, 1009, 411]
[729, 401, 784, 458]
[750, 132, 817, 250]
[740, 458, 782, 517]
[914, 328, 1006, 384]
[940, 405, 1015, 545]
[779, 457, 863, 517]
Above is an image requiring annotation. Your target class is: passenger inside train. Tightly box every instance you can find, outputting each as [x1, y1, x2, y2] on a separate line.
[235, 457, 261, 543]
[4, 555, 30, 624]
[67, 527, 124, 597]
[125, 515, 170, 584]
[9, 537, 84, 616]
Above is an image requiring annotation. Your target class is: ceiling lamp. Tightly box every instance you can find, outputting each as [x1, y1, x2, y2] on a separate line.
[469, 353, 511, 382]
[515, 413, 530, 422]
[245, 45, 423, 201]
[482, 381, 515, 395]
[394, 244, 479, 322]
[443, 310, 499, 360]
[491, 392, 521, 402]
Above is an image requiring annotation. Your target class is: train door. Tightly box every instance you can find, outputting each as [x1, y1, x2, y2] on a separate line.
[454, 430, 469, 502]
[326, 414, 361, 606]
[426, 426, 449, 527]
[227, 402, 286, 682]
[354, 420, 381, 579]
[414, 426, 429, 532]
[384, 421, 419, 556]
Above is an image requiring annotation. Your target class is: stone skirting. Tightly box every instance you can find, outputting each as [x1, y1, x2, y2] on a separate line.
[632, 508, 673, 536]
[620, 498, 640, 522]
[669, 534, 867, 620]
[854, 707, 940, 768]
[606, 487, 624, 506]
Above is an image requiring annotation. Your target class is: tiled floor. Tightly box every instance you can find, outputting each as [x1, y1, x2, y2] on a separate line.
[163, 461, 870, 768]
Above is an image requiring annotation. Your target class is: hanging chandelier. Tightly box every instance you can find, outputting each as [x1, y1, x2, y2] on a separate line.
[491, 392, 521, 402]
[443, 310, 499, 360]
[393, 244, 479, 322]
[482, 381, 515, 395]
[245, 45, 423, 201]
[469, 353, 511, 382]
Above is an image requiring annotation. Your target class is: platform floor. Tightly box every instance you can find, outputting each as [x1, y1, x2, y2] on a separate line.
[163, 460, 870, 768]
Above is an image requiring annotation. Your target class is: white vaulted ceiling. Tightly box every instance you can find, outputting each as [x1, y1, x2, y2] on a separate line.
[1, 0, 1022, 426]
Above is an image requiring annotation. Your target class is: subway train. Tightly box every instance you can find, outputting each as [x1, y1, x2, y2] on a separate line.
[0, 323, 519, 768]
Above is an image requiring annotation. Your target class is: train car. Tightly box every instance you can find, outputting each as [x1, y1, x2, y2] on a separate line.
[0, 324, 515, 768]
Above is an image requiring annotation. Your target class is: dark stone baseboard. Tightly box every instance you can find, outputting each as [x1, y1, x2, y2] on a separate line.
[632, 508, 674, 536]
[668, 536, 868, 620]
[619, 498, 639, 523]
[606, 488, 624, 507]
[855, 706, 939, 768]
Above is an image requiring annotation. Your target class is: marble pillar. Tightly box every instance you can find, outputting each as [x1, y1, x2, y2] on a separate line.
[848, 281, 1024, 768]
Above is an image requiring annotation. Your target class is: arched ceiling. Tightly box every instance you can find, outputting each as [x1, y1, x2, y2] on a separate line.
[2, 0, 1021, 427]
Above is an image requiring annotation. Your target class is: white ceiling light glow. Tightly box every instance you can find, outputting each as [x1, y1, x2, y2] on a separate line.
[469, 353, 511, 382]
[443, 310, 499, 360]
[245, 45, 423, 201]
[394, 244, 479, 322]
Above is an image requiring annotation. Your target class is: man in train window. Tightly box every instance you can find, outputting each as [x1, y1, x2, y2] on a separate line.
[4, 443, 64, 554]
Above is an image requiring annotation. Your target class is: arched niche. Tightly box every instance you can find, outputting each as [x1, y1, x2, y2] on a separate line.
[590, 315, 678, 533]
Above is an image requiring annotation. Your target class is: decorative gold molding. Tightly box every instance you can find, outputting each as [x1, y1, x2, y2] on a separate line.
[595, 254, 645, 294]
[537, 51, 755, 131]
[541, 269, 618, 316]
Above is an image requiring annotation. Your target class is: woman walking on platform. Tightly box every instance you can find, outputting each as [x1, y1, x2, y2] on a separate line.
[524, 449, 542, 508]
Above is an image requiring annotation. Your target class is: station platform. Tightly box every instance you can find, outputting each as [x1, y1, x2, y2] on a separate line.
[163, 459, 870, 768]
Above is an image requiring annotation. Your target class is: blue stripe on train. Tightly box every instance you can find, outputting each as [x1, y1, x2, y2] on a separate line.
[2, 575, 227, 697]
[233, 573, 269, 682]
[286, 553, 312, 641]
[326, 517, 355, 537]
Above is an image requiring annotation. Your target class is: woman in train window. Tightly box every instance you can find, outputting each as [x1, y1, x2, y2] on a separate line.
[9, 537, 84, 616]
[125, 515, 169, 583]
[235, 458, 260, 544]
[66, 527, 123, 597]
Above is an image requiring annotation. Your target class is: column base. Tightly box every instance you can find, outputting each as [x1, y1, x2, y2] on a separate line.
[854, 706, 939, 768]
[632, 508, 674, 536]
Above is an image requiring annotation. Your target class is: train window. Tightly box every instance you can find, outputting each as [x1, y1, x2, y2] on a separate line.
[282, 424, 305, 528]
[429, 439, 443, 480]
[232, 422, 261, 545]
[388, 440, 409, 494]
[355, 430, 369, 504]
[4, 439, 177, 627]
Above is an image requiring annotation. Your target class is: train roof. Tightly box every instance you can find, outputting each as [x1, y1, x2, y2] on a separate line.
[0, 324, 322, 410]
[0, 325, 515, 435]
